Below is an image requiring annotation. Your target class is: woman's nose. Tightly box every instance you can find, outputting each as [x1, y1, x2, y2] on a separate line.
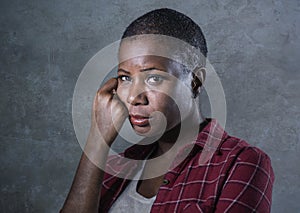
[127, 82, 148, 106]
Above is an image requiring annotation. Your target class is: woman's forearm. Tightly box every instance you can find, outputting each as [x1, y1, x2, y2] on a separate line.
[61, 134, 110, 213]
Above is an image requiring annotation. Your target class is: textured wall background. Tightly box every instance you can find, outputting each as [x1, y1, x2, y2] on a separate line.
[1, 0, 299, 212]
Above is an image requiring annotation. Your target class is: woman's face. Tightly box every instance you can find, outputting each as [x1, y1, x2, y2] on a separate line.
[116, 37, 199, 137]
[117, 54, 195, 137]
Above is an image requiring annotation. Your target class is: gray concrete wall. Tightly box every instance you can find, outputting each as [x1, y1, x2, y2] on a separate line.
[1, 0, 299, 212]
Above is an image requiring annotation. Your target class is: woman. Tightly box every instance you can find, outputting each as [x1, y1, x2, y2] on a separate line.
[62, 8, 274, 213]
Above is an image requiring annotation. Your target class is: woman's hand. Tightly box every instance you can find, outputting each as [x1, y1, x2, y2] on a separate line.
[89, 78, 128, 147]
[61, 78, 127, 213]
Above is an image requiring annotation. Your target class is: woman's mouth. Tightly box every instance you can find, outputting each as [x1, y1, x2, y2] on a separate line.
[129, 114, 151, 126]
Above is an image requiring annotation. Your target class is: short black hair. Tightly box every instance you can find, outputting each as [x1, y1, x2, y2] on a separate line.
[121, 8, 208, 58]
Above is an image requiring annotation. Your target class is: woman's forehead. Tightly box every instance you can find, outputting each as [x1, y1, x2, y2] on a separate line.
[119, 55, 174, 69]
[118, 34, 203, 71]
[118, 38, 177, 62]
[118, 55, 187, 78]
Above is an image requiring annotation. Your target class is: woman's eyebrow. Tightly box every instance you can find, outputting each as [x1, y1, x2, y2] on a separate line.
[117, 67, 166, 73]
[117, 69, 130, 74]
[140, 67, 166, 72]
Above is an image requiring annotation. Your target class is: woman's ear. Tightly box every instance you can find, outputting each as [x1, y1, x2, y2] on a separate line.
[191, 67, 206, 98]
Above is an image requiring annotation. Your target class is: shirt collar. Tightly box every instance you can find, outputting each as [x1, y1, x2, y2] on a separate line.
[194, 118, 227, 149]
[124, 118, 228, 160]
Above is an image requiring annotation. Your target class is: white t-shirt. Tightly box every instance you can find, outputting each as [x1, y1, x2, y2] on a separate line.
[108, 161, 156, 213]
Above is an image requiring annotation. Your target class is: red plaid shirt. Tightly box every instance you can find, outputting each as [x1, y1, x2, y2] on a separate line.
[99, 119, 274, 212]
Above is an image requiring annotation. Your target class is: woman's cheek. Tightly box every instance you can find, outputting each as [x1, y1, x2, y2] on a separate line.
[116, 85, 129, 104]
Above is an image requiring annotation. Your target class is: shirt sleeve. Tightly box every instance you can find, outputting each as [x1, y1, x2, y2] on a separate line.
[214, 147, 275, 213]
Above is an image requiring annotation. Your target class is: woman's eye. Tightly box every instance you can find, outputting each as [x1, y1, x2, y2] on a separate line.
[147, 75, 163, 85]
[119, 75, 131, 82]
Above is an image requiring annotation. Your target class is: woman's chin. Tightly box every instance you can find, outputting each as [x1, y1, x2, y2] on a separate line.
[132, 124, 165, 138]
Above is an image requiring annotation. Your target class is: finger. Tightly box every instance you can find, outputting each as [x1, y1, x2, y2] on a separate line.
[98, 78, 118, 95]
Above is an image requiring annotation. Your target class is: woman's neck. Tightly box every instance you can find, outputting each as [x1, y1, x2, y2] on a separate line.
[154, 109, 205, 156]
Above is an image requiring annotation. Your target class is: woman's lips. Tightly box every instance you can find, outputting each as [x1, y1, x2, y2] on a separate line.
[129, 115, 150, 126]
